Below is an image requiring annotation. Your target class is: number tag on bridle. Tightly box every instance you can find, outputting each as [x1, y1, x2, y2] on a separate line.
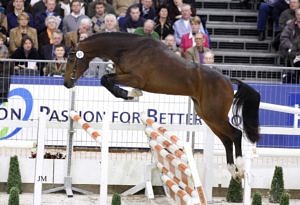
[76, 50, 84, 59]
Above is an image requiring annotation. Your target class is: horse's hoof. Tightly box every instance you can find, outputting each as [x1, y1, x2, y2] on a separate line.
[128, 88, 143, 98]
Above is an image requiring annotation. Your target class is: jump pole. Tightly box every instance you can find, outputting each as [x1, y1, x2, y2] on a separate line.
[70, 110, 109, 204]
[141, 116, 207, 205]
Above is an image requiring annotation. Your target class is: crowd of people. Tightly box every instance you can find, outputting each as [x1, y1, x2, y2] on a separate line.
[0, 0, 214, 77]
[256, 0, 300, 68]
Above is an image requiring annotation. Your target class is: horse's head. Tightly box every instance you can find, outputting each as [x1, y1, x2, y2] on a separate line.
[64, 44, 89, 88]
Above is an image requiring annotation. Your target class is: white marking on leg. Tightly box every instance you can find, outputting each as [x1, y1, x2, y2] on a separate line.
[128, 88, 143, 98]
[227, 164, 237, 179]
[235, 157, 245, 179]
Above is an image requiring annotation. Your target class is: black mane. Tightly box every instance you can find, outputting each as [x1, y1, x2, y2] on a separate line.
[82, 32, 143, 42]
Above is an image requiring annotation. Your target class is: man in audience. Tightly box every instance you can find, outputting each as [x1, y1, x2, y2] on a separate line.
[31, 0, 63, 16]
[34, 0, 62, 33]
[62, 0, 89, 33]
[280, 8, 300, 63]
[91, 1, 107, 33]
[272, 0, 299, 50]
[183, 32, 210, 64]
[138, 0, 156, 20]
[120, 4, 145, 33]
[88, 0, 115, 18]
[173, 3, 192, 45]
[134, 19, 159, 39]
[164, 34, 181, 56]
[203, 50, 214, 64]
[40, 29, 64, 60]
[256, 0, 288, 41]
[64, 17, 93, 48]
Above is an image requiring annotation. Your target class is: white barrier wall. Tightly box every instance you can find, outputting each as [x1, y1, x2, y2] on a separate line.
[1, 157, 300, 190]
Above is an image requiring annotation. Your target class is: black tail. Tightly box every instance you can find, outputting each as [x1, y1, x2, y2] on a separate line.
[231, 79, 260, 143]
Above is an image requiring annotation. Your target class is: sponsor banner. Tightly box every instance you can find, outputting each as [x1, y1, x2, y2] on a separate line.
[1, 77, 300, 148]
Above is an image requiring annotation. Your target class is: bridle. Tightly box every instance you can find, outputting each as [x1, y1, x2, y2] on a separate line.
[68, 51, 77, 81]
[68, 49, 86, 81]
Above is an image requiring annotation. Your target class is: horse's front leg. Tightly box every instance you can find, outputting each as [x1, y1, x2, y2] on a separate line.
[100, 74, 133, 100]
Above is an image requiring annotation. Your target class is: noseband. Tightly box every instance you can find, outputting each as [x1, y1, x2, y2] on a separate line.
[69, 50, 85, 81]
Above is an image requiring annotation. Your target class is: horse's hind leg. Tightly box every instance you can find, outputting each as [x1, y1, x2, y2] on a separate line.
[206, 125, 238, 179]
[232, 128, 244, 179]
[101, 74, 133, 100]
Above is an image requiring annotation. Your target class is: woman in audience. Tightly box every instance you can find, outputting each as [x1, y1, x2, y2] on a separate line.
[180, 16, 210, 54]
[43, 44, 66, 76]
[9, 12, 38, 54]
[167, 0, 183, 23]
[11, 35, 40, 71]
[154, 4, 174, 40]
[38, 15, 61, 50]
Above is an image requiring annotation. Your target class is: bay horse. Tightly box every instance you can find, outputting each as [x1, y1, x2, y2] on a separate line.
[64, 32, 260, 181]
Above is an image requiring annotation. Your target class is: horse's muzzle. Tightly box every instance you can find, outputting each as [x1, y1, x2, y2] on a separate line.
[64, 81, 75, 89]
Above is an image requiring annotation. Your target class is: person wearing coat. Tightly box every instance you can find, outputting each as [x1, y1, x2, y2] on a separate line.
[11, 35, 41, 75]
[184, 32, 210, 64]
[9, 12, 38, 54]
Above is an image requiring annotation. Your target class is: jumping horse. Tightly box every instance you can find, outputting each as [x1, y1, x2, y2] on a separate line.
[64, 32, 260, 181]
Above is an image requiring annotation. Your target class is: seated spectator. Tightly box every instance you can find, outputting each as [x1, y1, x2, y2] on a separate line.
[11, 35, 40, 74]
[279, 8, 300, 58]
[64, 17, 93, 48]
[0, 43, 10, 103]
[59, 0, 86, 16]
[134, 19, 159, 39]
[40, 29, 64, 60]
[272, 0, 300, 50]
[173, 3, 192, 45]
[83, 57, 109, 78]
[34, 0, 62, 33]
[167, 0, 183, 23]
[9, 12, 38, 54]
[283, 35, 300, 83]
[113, 0, 138, 17]
[7, 0, 34, 32]
[6, 0, 31, 14]
[102, 13, 119, 32]
[43, 44, 66, 76]
[0, 11, 7, 38]
[163, 34, 181, 55]
[180, 16, 210, 53]
[62, 0, 89, 33]
[154, 4, 174, 40]
[91, 1, 107, 33]
[120, 4, 145, 33]
[152, 0, 167, 10]
[279, 0, 299, 31]
[31, 0, 63, 17]
[256, 0, 288, 41]
[183, 32, 210, 64]
[138, 0, 156, 20]
[0, 33, 8, 54]
[38, 16, 61, 50]
[203, 50, 214, 64]
[88, 0, 115, 18]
